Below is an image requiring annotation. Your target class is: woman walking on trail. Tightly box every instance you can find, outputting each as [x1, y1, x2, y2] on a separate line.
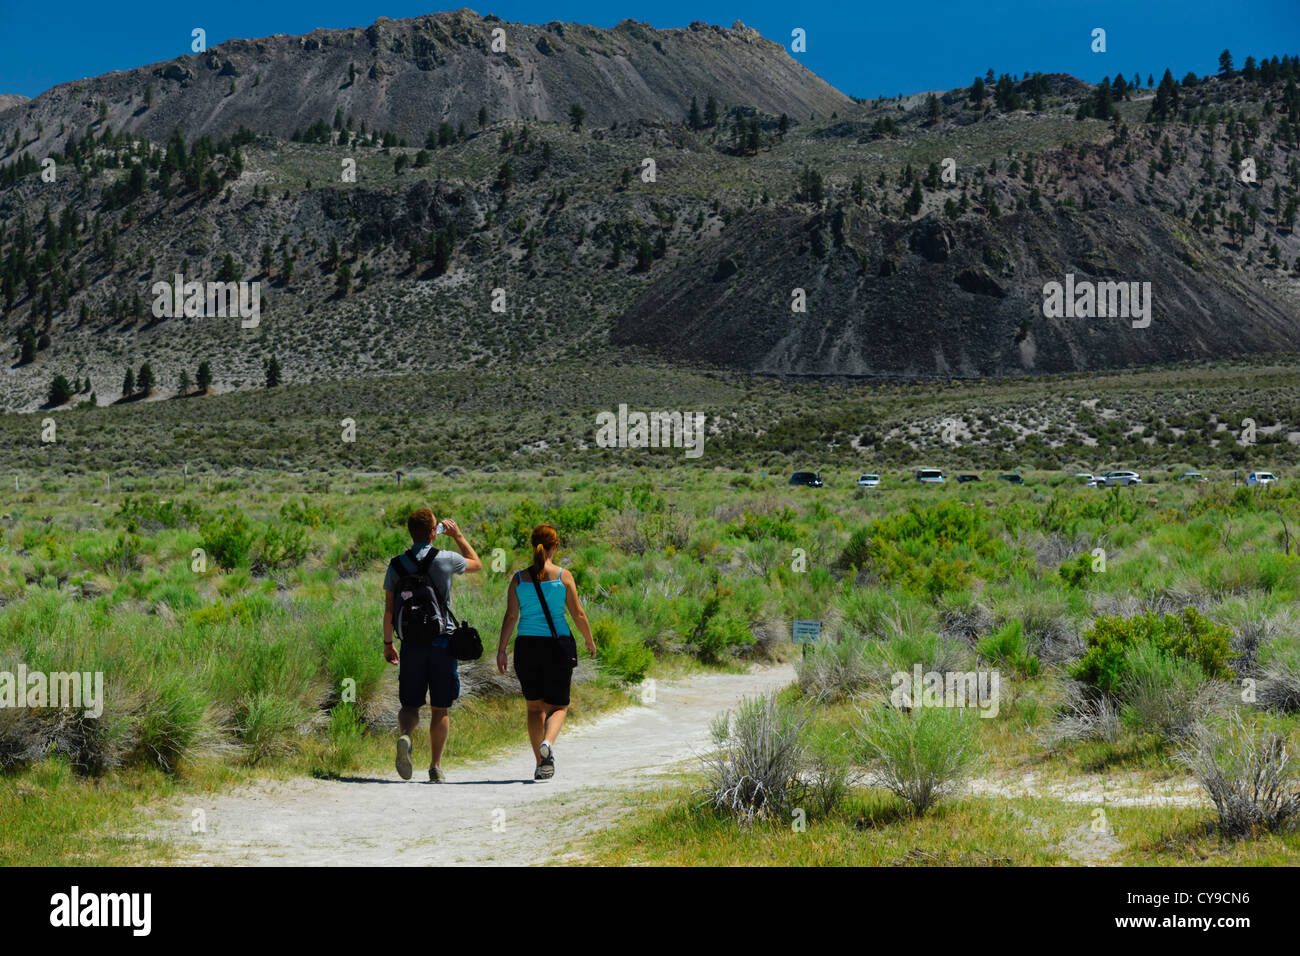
[496, 524, 597, 780]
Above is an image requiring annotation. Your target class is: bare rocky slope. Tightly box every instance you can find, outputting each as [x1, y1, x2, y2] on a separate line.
[0, 9, 847, 158]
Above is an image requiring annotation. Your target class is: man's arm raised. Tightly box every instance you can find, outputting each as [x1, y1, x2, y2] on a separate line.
[440, 517, 482, 573]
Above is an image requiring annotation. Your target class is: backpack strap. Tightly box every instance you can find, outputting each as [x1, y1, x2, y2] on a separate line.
[398, 547, 437, 578]
[530, 568, 561, 639]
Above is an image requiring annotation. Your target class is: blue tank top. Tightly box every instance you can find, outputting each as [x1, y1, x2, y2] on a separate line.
[516, 571, 571, 636]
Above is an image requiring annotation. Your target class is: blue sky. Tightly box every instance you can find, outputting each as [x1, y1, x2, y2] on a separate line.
[1, 1, 1296, 101]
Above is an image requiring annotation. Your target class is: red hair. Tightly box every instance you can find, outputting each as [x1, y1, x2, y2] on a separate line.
[530, 524, 558, 580]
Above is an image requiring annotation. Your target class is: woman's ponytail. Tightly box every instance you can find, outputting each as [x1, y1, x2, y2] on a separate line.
[530, 524, 558, 580]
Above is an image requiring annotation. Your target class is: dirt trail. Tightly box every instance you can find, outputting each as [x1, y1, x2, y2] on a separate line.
[147, 664, 796, 866]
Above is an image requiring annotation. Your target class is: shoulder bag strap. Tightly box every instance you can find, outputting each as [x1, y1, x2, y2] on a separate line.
[530, 568, 560, 639]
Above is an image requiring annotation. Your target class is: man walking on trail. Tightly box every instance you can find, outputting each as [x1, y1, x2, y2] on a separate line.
[383, 507, 481, 782]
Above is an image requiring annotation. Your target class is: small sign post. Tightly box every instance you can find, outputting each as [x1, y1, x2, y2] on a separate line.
[792, 619, 821, 659]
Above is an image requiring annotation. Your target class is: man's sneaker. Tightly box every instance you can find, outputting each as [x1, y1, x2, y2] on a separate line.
[539, 741, 553, 761]
[395, 735, 413, 780]
[536, 754, 555, 781]
[429, 766, 446, 783]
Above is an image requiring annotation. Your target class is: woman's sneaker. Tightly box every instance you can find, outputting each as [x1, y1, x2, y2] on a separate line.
[395, 735, 413, 780]
[536, 743, 555, 780]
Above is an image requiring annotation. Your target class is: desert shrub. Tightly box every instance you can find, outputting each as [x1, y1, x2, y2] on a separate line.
[1257, 636, 1300, 712]
[1058, 552, 1093, 587]
[235, 691, 306, 765]
[602, 507, 690, 556]
[1072, 608, 1234, 695]
[200, 511, 257, 570]
[1177, 711, 1300, 837]
[838, 526, 872, 569]
[797, 634, 872, 702]
[1118, 642, 1220, 740]
[100, 532, 144, 577]
[683, 585, 754, 662]
[869, 630, 970, 683]
[838, 501, 1010, 596]
[856, 704, 978, 815]
[337, 524, 409, 573]
[306, 703, 367, 778]
[728, 508, 799, 542]
[115, 495, 204, 532]
[977, 620, 1041, 676]
[255, 521, 309, 572]
[130, 672, 208, 773]
[937, 592, 995, 644]
[279, 497, 333, 529]
[591, 616, 653, 684]
[697, 694, 846, 824]
[315, 608, 388, 707]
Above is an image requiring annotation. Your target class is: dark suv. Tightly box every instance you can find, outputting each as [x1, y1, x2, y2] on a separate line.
[789, 471, 824, 487]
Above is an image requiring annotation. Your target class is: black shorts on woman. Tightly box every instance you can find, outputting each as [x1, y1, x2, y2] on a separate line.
[514, 633, 577, 705]
[512, 567, 577, 706]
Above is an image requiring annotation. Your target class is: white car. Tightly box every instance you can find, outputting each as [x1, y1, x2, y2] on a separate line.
[857, 473, 881, 488]
[1178, 471, 1208, 482]
[1073, 472, 1096, 485]
[1097, 470, 1142, 487]
[1247, 471, 1277, 486]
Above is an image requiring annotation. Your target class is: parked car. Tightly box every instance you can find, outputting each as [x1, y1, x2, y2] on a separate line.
[998, 473, 1025, 485]
[955, 474, 981, 483]
[914, 468, 946, 484]
[856, 473, 881, 488]
[790, 471, 824, 487]
[1178, 471, 1208, 482]
[1247, 471, 1277, 486]
[1097, 470, 1142, 487]
[1073, 472, 1096, 484]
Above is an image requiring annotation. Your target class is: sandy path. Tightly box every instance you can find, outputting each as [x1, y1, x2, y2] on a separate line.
[149, 664, 796, 866]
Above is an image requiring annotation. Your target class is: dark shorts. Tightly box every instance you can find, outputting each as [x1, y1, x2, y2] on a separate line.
[514, 634, 577, 706]
[398, 637, 460, 709]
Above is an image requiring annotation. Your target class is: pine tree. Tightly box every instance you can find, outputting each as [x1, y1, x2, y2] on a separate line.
[137, 362, 154, 395]
[122, 367, 135, 398]
[905, 180, 924, 215]
[704, 96, 718, 127]
[196, 361, 212, 393]
[568, 104, 586, 132]
[47, 374, 73, 406]
[688, 96, 702, 130]
[178, 368, 191, 395]
[265, 355, 281, 388]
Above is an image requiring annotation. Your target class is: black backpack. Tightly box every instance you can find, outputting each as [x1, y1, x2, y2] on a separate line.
[389, 549, 483, 660]
[390, 549, 452, 644]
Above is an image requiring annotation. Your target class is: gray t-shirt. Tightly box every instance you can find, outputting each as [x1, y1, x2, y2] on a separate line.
[383, 543, 468, 613]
